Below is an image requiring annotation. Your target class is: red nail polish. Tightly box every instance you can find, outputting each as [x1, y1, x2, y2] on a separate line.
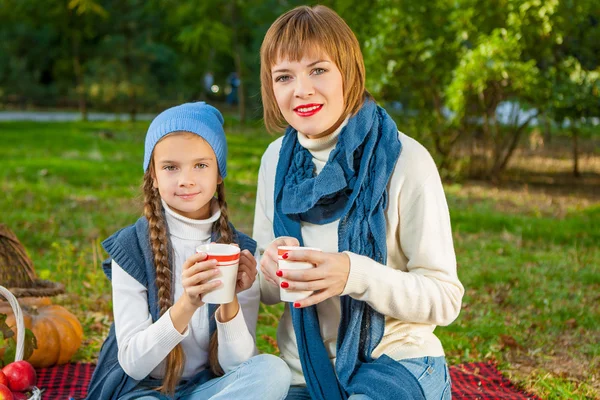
[294, 302, 301, 308]
[276, 270, 283, 277]
[281, 281, 289, 288]
[282, 253, 289, 259]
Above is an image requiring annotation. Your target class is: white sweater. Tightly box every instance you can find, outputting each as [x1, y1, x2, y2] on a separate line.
[112, 199, 259, 381]
[253, 126, 464, 386]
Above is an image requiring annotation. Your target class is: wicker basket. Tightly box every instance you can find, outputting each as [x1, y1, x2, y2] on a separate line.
[0, 225, 64, 298]
[0, 286, 43, 399]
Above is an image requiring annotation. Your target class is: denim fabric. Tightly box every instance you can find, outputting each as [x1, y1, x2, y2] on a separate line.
[399, 356, 451, 400]
[285, 356, 451, 400]
[284, 386, 311, 400]
[120, 354, 291, 400]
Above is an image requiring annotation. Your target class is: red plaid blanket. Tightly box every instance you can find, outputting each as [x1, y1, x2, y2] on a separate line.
[35, 362, 540, 399]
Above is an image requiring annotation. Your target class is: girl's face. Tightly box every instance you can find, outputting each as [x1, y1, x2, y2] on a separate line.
[271, 53, 345, 138]
[152, 132, 222, 220]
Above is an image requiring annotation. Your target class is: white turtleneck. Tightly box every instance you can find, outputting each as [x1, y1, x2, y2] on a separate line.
[253, 123, 464, 385]
[111, 199, 259, 380]
[295, 118, 347, 174]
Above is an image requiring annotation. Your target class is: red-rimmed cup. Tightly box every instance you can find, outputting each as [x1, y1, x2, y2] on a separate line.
[196, 243, 240, 304]
[277, 245, 321, 302]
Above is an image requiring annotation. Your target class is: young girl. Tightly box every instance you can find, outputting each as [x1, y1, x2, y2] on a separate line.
[87, 102, 291, 400]
[254, 6, 464, 400]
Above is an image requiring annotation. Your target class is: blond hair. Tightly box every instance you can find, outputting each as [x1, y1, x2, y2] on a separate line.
[260, 5, 370, 133]
[143, 132, 231, 394]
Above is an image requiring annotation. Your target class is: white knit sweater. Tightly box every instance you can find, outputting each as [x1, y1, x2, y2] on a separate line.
[112, 200, 260, 380]
[253, 125, 464, 386]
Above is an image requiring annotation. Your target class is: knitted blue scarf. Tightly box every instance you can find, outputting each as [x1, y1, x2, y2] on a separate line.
[273, 99, 425, 399]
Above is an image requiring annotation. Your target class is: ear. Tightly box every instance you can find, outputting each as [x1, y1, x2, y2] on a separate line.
[217, 175, 223, 185]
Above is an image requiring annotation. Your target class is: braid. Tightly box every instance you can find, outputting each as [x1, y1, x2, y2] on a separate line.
[205, 181, 234, 377]
[213, 182, 234, 244]
[143, 167, 185, 395]
[208, 330, 224, 376]
[143, 171, 172, 315]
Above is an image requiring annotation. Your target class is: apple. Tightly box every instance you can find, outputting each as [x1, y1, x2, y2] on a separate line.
[1, 361, 36, 392]
[0, 372, 7, 388]
[0, 384, 13, 400]
[11, 393, 26, 400]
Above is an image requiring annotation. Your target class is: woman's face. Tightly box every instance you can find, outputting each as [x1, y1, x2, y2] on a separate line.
[271, 53, 345, 138]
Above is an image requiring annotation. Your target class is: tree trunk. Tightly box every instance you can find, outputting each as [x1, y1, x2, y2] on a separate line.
[124, 11, 136, 122]
[490, 113, 537, 179]
[233, 51, 246, 123]
[430, 92, 448, 157]
[543, 112, 552, 144]
[70, 11, 87, 122]
[73, 55, 88, 122]
[230, 2, 246, 123]
[572, 127, 580, 177]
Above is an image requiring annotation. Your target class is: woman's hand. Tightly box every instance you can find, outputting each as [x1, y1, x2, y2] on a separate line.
[236, 249, 258, 293]
[181, 252, 221, 309]
[277, 250, 351, 308]
[260, 236, 299, 286]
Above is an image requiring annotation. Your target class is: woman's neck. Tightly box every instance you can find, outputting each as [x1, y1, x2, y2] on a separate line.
[297, 116, 349, 164]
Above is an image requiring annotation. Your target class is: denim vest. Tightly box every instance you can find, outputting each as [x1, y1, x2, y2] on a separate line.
[86, 217, 256, 400]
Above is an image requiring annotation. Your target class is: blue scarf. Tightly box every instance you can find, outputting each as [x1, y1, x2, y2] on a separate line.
[273, 99, 425, 399]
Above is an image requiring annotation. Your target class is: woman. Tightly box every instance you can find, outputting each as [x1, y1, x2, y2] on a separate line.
[253, 5, 464, 400]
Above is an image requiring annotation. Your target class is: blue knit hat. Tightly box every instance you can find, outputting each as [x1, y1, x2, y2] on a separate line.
[143, 102, 227, 178]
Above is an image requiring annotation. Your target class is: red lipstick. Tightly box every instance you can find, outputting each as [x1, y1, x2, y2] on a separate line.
[294, 104, 323, 117]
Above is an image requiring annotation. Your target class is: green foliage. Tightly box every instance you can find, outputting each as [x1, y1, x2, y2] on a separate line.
[68, 0, 108, 18]
[446, 29, 539, 118]
[550, 57, 600, 124]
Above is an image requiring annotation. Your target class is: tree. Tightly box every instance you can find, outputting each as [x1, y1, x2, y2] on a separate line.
[51, 0, 108, 120]
[162, 0, 307, 124]
[0, 0, 62, 108]
[446, 28, 540, 179]
[353, 0, 465, 172]
[546, 0, 600, 176]
[550, 59, 599, 177]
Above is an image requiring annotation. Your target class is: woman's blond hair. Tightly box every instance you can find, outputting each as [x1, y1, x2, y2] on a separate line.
[143, 132, 231, 394]
[260, 5, 369, 133]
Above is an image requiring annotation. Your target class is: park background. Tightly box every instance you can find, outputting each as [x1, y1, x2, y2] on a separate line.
[0, 0, 598, 398]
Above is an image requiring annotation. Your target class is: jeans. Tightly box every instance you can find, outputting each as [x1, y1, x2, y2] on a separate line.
[285, 356, 451, 400]
[127, 354, 291, 399]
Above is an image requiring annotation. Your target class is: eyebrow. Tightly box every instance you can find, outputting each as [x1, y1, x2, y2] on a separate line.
[158, 157, 214, 164]
[272, 60, 330, 74]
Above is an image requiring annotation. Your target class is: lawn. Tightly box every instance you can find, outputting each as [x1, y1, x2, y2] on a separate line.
[0, 119, 598, 399]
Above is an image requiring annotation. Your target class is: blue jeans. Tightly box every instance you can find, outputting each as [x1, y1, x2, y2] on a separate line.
[129, 354, 291, 399]
[285, 356, 451, 399]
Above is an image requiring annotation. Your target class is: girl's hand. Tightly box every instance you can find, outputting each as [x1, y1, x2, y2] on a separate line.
[181, 252, 221, 308]
[277, 250, 350, 308]
[236, 249, 258, 293]
[260, 236, 299, 286]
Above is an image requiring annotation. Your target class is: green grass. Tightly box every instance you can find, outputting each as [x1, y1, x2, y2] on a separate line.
[1, 120, 598, 399]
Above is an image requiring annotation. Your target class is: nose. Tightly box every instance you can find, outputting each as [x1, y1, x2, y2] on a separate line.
[178, 168, 195, 187]
[294, 74, 314, 98]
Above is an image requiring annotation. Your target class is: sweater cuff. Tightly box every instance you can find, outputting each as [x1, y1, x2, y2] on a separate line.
[215, 305, 248, 342]
[159, 308, 188, 345]
[341, 251, 371, 297]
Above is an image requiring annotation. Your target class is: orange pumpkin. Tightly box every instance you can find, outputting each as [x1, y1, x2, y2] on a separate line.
[1, 304, 83, 368]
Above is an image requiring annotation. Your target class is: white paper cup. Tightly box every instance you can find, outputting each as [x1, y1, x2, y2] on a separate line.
[278, 246, 322, 303]
[196, 243, 240, 304]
